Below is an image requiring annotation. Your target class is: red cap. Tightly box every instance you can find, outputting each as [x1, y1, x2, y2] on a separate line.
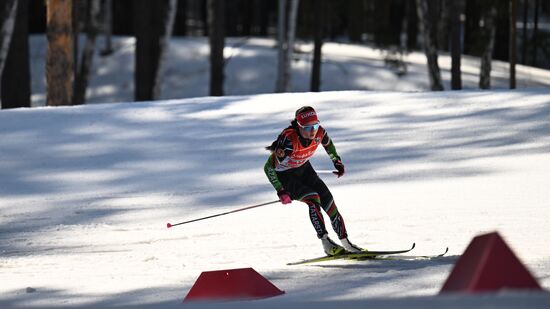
[295, 106, 318, 126]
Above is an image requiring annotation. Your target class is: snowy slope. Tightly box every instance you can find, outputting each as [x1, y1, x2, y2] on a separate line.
[28, 36, 550, 106]
[1, 89, 550, 308]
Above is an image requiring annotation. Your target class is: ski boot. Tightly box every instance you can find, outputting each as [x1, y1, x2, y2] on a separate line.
[340, 238, 363, 253]
[321, 234, 345, 256]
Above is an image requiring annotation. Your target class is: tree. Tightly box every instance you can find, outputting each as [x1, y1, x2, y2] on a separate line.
[449, 0, 463, 90]
[509, 0, 517, 89]
[134, 0, 177, 101]
[310, 0, 324, 92]
[46, 0, 73, 106]
[2, 0, 30, 109]
[73, 0, 101, 105]
[521, 0, 528, 64]
[100, 0, 114, 56]
[416, 0, 443, 91]
[275, 0, 300, 93]
[208, 0, 225, 96]
[531, 0, 539, 66]
[0, 0, 18, 108]
[479, 3, 497, 89]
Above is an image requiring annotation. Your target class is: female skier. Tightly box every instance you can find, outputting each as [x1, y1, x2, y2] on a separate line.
[264, 106, 363, 255]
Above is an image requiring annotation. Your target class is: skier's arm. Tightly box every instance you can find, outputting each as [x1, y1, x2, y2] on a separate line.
[322, 129, 345, 177]
[264, 154, 283, 191]
[321, 130, 341, 162]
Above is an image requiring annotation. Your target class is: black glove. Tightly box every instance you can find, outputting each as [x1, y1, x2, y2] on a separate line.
[333, 159, 345, 178]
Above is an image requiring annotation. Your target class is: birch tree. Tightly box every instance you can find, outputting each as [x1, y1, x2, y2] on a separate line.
[479, 4, 497, 89]
[275, 0, 300, 93]
[46, 0, 73, 106]
[416, 0, 443, 91]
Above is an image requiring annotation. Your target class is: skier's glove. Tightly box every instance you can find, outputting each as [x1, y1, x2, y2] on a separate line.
[277, 188, 292, 204]
[333, 159, 345, 178]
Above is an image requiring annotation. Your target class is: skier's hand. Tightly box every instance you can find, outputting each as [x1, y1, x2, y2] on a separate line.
[277, 189, 292, 204]
[333, 159, 345, 178]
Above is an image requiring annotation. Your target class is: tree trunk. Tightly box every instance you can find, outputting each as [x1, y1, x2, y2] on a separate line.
[154, 0, 176, 99]
[531, 0, 539, 66]
[449, 0, 463, 90]
[285, 0, 299, 90]
[310, 0, 323, 92]
[2, 0, 30, 109]
[521, 0, 528, 64]
[275, 0, 299, 93]
[509, 0, 517, 89]
[0, 0, 18, 108]
[416, 0, 443, 91]
[73, 0, 100, 105]
[208, 0, 225, 96]
[275, 0, 287, 93]
[134, 0, 176, 101]
[480, 4, 497, 89]
[46, 0, 73, 106]
[100, 0, 113, 56]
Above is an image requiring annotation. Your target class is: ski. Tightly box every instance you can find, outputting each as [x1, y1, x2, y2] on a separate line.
[287, 243, 416, 266]
[353, 247, 449, 261]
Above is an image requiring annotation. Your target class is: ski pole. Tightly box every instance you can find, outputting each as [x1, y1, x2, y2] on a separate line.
[316, 170, 338, 174]
[166, 200, 280, 228]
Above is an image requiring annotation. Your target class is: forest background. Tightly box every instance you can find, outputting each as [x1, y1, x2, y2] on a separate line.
[1, 0, 549, 109]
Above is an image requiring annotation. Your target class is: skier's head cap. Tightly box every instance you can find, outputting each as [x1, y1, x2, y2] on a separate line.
[295, 106, 318, 126]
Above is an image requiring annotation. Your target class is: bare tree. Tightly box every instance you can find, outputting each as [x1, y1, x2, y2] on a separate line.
[531, 0, 539, 66]
[416, 0, 443, 91]
[275, 0, 287, 92]
[0, 0, 18, 108]
[521, 0, 528, 64]
[134, 0, 177, 101]
[100, 0, 113, 56]
[509, 0, 517, 89]
[275, 0, 300, 93]
[449, 0, 463, 90]
[479, 4, 497, 89]
[310, 0, 324, 92]
[208, 0, 225, 96]
[46, 0, 73, 106]
[73, 0, 100, 105]
[2, 0, 30, 109]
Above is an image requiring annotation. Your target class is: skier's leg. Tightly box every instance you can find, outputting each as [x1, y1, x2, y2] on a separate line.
[301, 163, 349, 239]
[277, 170, 328, 238]
[302, 164, 363, 252]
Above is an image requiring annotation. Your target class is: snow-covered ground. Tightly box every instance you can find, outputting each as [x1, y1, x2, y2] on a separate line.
[1, 89, 550, 308]
[28, 36, 550, 106]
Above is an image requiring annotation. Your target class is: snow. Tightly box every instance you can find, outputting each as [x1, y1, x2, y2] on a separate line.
[1, 36, 550, 308]
[28, 36, 550, 106]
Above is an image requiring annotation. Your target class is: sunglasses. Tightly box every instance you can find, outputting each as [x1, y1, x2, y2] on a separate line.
[298, 122, 320, 132]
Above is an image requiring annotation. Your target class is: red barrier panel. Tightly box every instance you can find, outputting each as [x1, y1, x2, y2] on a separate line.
[184, 267, 285, 301]
[441, 231, 542, 293]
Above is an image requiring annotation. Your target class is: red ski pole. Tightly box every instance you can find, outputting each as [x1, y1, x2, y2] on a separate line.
[166, 200, 280, 228]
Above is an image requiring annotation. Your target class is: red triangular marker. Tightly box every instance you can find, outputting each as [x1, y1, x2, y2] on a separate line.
[184, 267, 285, 301]
[441, 231, 542, 293]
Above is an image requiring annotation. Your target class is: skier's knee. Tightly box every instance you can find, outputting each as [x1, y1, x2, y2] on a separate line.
[300, 192, 321, 206]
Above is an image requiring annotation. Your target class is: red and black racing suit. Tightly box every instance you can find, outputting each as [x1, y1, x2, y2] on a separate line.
[264, 122, 348, 239]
